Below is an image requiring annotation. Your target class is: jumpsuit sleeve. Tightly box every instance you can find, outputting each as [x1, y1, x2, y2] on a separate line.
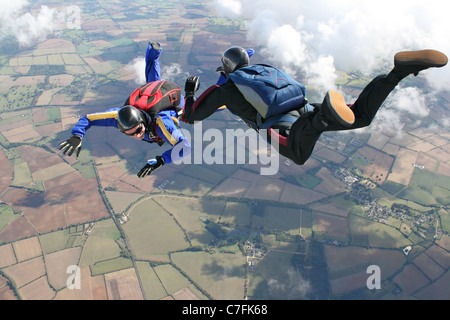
[145, 41, 162, 83]
[154, 113, 191, 164]
[182, 85, 227, 124]
[71, 107, 120, 138]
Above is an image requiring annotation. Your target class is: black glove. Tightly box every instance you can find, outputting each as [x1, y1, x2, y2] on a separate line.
[137, 156, 165, 178]
[185, 76, 200, 97]
[215, 66, 227, 78]
[59, 135, 82, 157]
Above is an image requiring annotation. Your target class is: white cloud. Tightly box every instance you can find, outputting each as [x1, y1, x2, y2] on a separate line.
[0, 1, 80, 46]
[212, 0, 450, 92]
[369, 108, 405, 139]
[213, 0, 242, 17]
[126, 56, 188, 85]
[212, 0, 450, 137]
[126, 56, 146, 85]
[364, 87, 433, 137]
[304, 55, 337, 94]
[267, 267, 311, 298]
[0, 1, 29, 20]
[161, 63, 189, 83]
[386, 87, 430, 118]
[14, 6, 58, 45]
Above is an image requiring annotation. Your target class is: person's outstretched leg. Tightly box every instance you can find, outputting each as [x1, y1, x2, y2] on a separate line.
[325, 49, 448, 132]
[145, 41, 162, 83]
[284, 49, 447, 165]
[325, 74, 398, 131]
[282, 91, 354, 164]
[394, 49, 448, 77]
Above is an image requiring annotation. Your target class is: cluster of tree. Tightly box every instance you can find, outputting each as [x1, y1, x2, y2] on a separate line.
[28, 65, 66, 76]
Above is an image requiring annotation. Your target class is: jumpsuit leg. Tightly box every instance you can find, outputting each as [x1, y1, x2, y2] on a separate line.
[145, 42, 162, 83]
[324, 73, 400, 132]
[282, 111, 323, 165]
[283, 72, 401, 165]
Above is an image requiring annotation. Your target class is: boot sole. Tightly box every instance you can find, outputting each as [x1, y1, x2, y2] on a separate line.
[395, 50, 448, 68]
[327, 91, 355, 127]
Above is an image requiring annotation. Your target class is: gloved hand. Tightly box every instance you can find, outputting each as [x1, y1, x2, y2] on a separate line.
[137, 156, 165, 178]
[185, 76, 200, 97]
[215, 66, 227, 79]
[59, 135, 82, 157]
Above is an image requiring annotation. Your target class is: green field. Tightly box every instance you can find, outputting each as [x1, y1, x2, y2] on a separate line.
[11, 161, 32, 187]
[153, 264, 191, 294]
[152, 195, 224, 247]
[435, 174, 450, 191]
[255, 205, 301, 235]
[381, 179, 407, 195]
[39, 229, 72, 254]
[246, 242, 313, 299]
[180, 164, 226, 185]
[91, 256, 133, 276]
[79, 219, 122, 267]
[293, 173, 323, 189]
[0, 85, 39, 112]
[410, 168, 435, 192]
[122, 199, 189, 262]
[221, 202, 252, 227]
[397, 185, 437, 206]
[349, 214, 412, 248]
[439, 210, 450, 234]
[135, 261, 168, 300]
[171, 250, 246, 300]
[0, 205, 16, 236]
[162, 172, 215, 196]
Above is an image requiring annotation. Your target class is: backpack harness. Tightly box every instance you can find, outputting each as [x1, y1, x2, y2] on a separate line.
[126, 80, 182, 144]
[227, 64, 308, 130]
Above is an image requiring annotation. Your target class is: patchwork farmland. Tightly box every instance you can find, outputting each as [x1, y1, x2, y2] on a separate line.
[0, 0, 449, 301]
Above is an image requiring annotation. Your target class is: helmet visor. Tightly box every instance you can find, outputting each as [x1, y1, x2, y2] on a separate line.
[117, 106, 144, 132]
[123, 123, 144, 136]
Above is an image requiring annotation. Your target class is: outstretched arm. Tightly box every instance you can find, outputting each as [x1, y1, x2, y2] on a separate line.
[71, 108, 120, 138]
[59, 107, 121, 157]
[154, 112, 191, 164]
[136, 111, 191, 178]
[182, 76, 227, 124]
[182, 85, 225, 124]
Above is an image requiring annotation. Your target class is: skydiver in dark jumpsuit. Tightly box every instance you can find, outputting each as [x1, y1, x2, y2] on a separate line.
[182, 48, 448, 165]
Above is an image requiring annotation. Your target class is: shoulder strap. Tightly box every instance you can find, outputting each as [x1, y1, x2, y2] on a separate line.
[128, 80, 181, 119]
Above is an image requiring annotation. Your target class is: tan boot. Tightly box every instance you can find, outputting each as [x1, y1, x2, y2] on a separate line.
[394, 49, 448, 76]
[319, 90, 355, 128]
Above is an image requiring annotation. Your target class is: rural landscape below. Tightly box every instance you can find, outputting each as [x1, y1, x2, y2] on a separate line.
[0, 0, 449, 300]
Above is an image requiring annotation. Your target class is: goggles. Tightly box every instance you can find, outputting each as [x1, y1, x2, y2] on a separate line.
[123, 123, 144, 136]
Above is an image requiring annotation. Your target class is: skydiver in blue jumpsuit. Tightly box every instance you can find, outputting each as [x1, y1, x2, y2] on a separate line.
[59, 42, 191, 177]
[182, 47, 448, 165]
